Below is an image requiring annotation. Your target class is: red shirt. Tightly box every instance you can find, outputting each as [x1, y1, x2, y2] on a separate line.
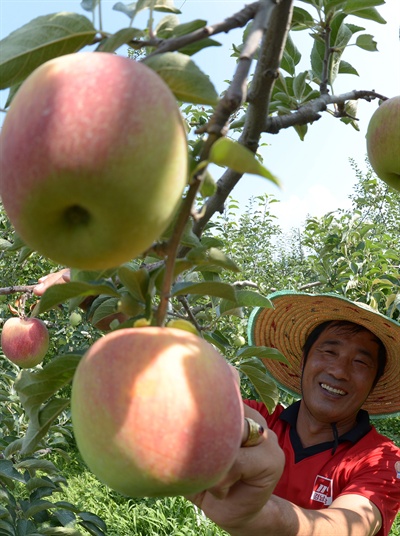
[245, 400, 400, 536]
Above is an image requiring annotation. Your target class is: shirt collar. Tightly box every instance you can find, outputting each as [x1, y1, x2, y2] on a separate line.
[280, 400, 372, 443]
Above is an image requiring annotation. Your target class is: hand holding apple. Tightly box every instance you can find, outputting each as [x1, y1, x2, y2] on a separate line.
[1, 317, 49, 368]
[71, 327, 244, 498]
[0, 52, 188, 270]
[366, 96, 400, 191]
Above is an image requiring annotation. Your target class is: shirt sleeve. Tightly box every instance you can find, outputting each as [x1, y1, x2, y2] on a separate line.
[336, 440, 400, 535]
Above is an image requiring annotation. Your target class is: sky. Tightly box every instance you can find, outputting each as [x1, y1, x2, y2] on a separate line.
[1, 0, 399, 231]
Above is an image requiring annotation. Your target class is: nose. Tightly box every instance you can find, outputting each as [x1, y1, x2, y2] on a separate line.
[326, 354, 351, 381]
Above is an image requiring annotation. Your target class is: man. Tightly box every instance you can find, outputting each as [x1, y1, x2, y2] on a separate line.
[187, 291, 400, 536]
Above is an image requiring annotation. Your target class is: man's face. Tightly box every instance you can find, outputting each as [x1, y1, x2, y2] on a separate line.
[301, 324, 380, 425]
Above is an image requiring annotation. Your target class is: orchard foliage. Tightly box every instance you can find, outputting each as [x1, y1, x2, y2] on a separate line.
[0, 0, 399, 533]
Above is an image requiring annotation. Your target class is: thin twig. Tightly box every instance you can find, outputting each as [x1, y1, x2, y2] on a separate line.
[265, 90, 388, 134]
[143, 2, 260, 58]
[0, 285, 35, 295]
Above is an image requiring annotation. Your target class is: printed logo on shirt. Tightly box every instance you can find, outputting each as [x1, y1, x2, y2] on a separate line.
[395, 461, 400, 479]
[311, 475, 333, 506]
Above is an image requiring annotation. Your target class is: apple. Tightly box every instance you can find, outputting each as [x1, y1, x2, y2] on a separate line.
[1, 317, 49, 368]
[366, 96, 400, 191]
[0, 52, 188, 270]
[71, 327, 244, 498]
[69, 312, 82, 327]
[232, 335, 246, 347]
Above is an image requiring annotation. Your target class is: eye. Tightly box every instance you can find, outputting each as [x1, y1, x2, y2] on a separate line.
[354, 359, 369, 368]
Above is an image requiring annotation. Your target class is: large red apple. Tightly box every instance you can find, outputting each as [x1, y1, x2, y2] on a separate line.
[70, 327, 244, 497]
[0, 52, 188, 270]
[366, 96, 400, 191]
[1, 317, 49, 368]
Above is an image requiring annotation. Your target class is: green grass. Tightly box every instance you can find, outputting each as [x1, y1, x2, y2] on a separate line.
[52, 451, 227, 536]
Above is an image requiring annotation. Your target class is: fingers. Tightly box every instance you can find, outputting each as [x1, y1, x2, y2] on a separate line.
[33, 268, 71, 296]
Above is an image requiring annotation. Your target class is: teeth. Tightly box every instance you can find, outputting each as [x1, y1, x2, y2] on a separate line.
[321, 383, 346, 396]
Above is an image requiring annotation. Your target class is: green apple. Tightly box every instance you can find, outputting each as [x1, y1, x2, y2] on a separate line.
[0, 52, 188, 269]
[366, 96, 400, 191]
[69, 312, 82, 327]
[71, 327, 244, 497]
[232, 335, 246, 347]
[1, 317, 49, 368]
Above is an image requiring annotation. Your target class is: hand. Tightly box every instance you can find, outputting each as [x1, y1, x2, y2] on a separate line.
[186, 404, 284, 535]
[33, 268, 71, 296]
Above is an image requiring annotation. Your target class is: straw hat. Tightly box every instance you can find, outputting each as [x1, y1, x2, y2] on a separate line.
[248, 291, 400, 417]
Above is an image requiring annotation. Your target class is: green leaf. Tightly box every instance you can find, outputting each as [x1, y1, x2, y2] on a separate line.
[117, 266, 149, 302]
[293, 123, 308, 141]
[293, 71, 308, 100]
[344, 6, 386, 23]
[281, 34, 301, 75]
[203, 330, 231, 352]
[0, 239, 12, 250]
[171, 19, 207, 37]
[344, 0, 385, 13]
[219, 290, 273, 317]
[25, 477, 58, 493]
[79, 511, 107, 533]
[186, 247, 240, 272]
[97, 28, 145, 52]
[36, 282, 119, 314]
[152, 0, 181, 14]
[208, 138, 281, 186]
[81, 0, 101, 11]
[155, 14, 179, 38]
[114, 0, 180, 21]
[237, 345, 288, 363]
[0, 460, 25, 484]
[179, 38, 222, 57]
[291, 6, 315, 30]
[0, 13, 96, 90]
[22, 499, 57, 519]
[199, 171, 217, 198]
[239, 358, 279, 413]
[171, 281, 237, 301]
[16, 459, 59, 476]
[235, 290, 273, 308]
[143, 52, 218, 105]
[15, 355, 81, 409]
[14, 354, 81, 454]
[310, 38, 324, 84]
[355, 33, 378, 51]
[338, 60, 359, 75]
[90, 297, 118, 326]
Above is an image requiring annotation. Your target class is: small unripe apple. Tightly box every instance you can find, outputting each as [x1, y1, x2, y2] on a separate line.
[232, 335, 246, 347]
[166, 318, 199, 335]
[69, 312, 82, 327]
[366, 96, 400, 191]
[71, 327, 244, 498]
[1, 317, 49, 368]
[0, 52, 188, 269]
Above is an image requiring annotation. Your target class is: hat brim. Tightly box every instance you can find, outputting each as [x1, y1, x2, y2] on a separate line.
[248, 291, 400, 417]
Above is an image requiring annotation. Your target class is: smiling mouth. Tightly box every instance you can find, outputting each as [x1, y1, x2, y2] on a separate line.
[320, 383, 347, 396]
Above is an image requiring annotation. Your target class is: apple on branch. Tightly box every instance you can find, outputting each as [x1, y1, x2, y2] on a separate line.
[71, 327, 244, 498]
[366, 95, 400, 191]
[0, 52, 188, 270]
[1, 317, 49, 368]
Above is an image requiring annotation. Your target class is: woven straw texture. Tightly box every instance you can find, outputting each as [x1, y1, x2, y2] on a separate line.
[248, 291, 400, 417]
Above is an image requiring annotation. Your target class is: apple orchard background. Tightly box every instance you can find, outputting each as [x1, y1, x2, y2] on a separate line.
[1, 0, 399, 231]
